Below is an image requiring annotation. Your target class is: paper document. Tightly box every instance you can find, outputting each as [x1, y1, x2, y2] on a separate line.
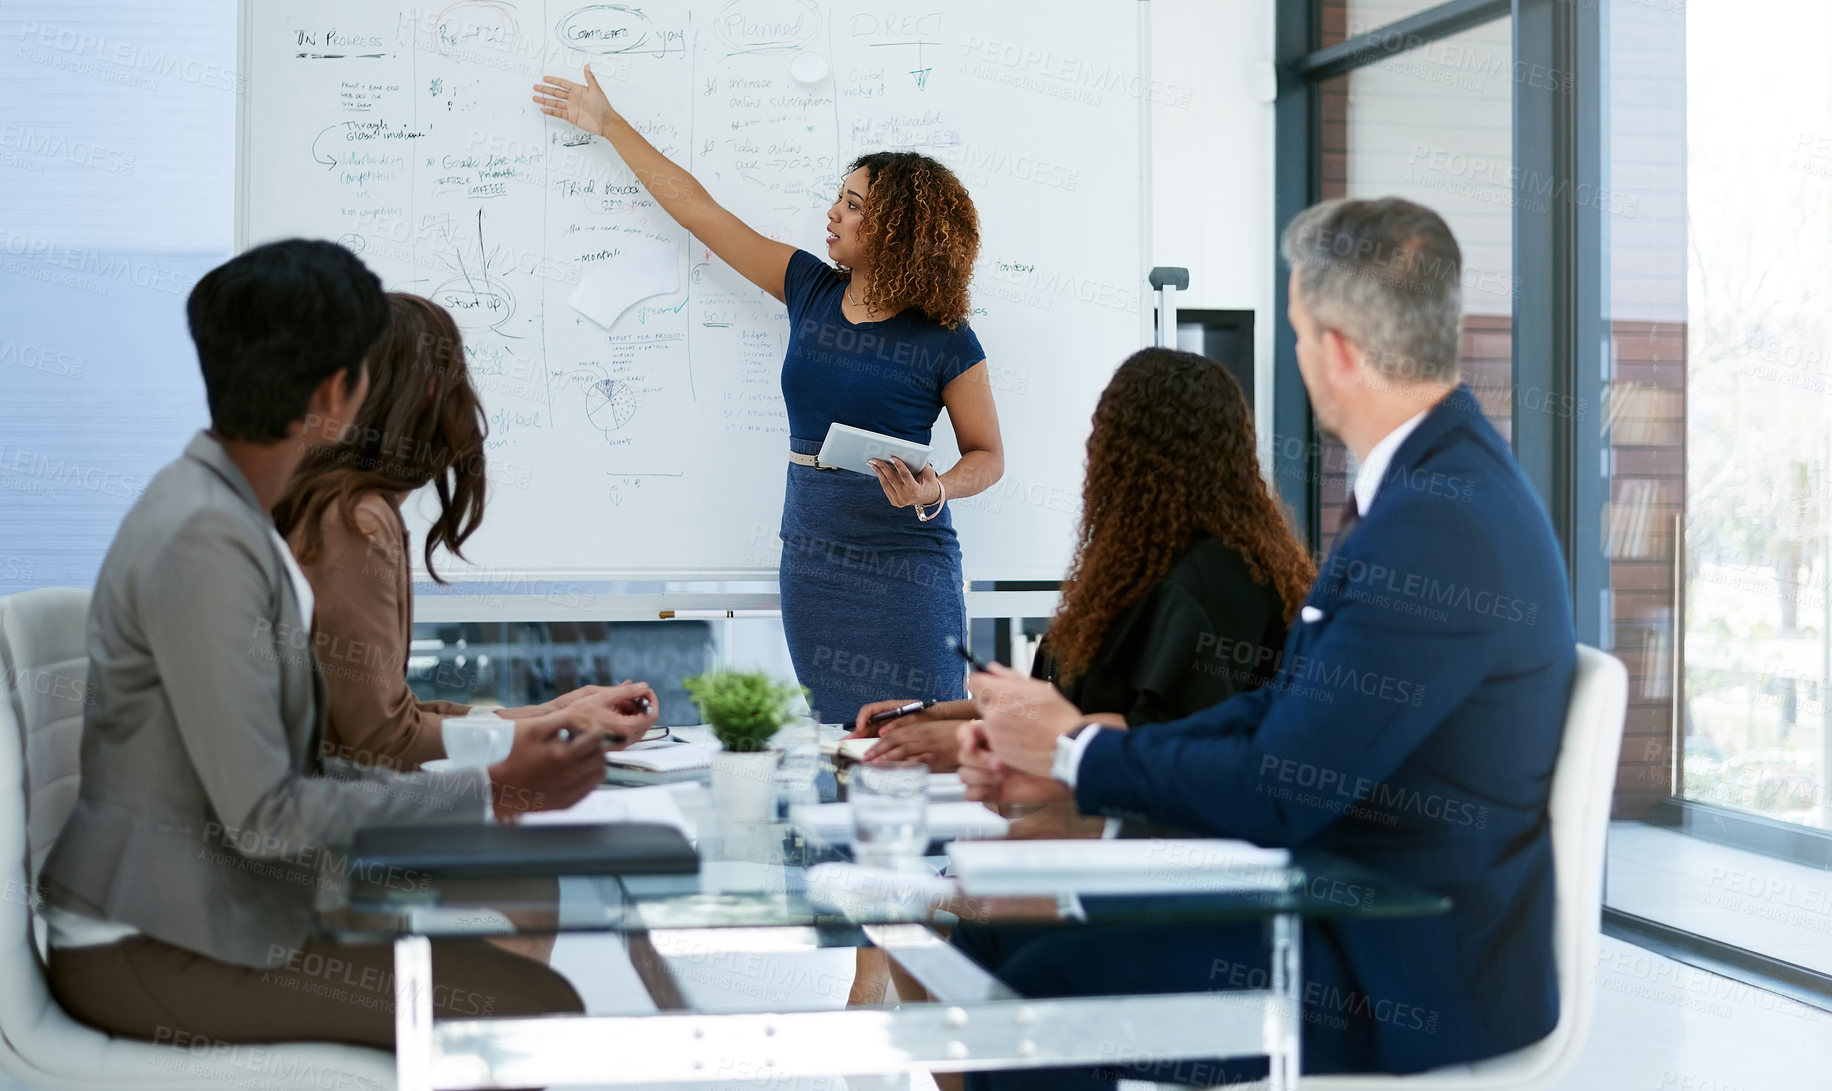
[521, 784, 696, 838]
[567, 241, 680, 328]
[791, 801, 1008, 844]
[946, 839, 1292, 896]
[821, 738, 875, 763]
[927, 772, 967, 802]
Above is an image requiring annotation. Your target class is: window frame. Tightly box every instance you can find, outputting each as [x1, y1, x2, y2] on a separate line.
[1272, 0, 1832, 1008]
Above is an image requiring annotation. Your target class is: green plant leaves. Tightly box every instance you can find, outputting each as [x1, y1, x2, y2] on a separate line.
[682, 670, 807, 752]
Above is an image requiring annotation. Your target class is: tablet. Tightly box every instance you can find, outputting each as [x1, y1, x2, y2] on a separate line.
[816, 422, 931, 477]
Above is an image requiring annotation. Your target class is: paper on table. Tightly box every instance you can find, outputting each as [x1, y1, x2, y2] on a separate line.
[619, 737, 681, 752]
[927, 772, 967, 802]
[567, 241, 679, 328]
[605, 740, 714, 773]
[946, 839, 1291, 896]
[803, 862, 957, 919]
[819, 737, 874, 763]
[521, 784, 696, 838]
[791, 801, 1008, 844]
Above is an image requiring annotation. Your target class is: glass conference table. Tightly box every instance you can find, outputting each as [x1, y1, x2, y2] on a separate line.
[320, 770, 1449, 1091]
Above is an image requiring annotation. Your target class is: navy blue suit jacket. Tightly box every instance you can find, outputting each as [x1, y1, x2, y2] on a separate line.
[1076, 386, 1576, 1074]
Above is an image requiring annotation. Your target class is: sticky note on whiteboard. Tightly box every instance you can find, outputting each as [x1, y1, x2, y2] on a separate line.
[568, 241, 680, 328]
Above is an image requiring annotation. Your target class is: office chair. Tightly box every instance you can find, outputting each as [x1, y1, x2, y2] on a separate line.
[1125, 644, 1629, 1091]
[0, 588, 396, 1090]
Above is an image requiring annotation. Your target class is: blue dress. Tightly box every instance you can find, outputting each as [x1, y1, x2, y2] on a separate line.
[777, 250, 984, 721]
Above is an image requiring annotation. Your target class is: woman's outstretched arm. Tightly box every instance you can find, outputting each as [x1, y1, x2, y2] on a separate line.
[534, 65, 796, 301]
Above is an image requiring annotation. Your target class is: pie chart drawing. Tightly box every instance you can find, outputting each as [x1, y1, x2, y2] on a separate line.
[586, 378, 640, 433]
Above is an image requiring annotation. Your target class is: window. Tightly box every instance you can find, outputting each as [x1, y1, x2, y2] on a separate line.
[0, 2, 232, 591]
[1598, 0, 1832, 979]
[1311, 15, 1515, 552]
[1279, 0, 1832, 1001]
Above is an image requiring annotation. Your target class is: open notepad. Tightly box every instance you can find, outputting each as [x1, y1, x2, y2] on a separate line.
[946, 839, 1292, 896]
[604, 737, 716, 774]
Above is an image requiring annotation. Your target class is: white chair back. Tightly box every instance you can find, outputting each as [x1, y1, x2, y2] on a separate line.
[1502, 644, 1629, 1083]
[0, 590, 395, 1090]
[0, 587, 90, 888]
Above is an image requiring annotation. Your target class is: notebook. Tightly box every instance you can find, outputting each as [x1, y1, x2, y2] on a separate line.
[790, 801, 1009, 844]
[350, 822, 699, 878]
[605, 739, 716, 773]
[946, 839, 1290, 896]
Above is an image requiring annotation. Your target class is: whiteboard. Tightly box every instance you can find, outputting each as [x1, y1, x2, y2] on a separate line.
[239, 0, 1149, 581]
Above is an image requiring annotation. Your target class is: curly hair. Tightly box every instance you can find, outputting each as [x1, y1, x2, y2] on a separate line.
[1048, 348, 1315, 681]
[844, 151, 979, 329]
[273, 293, 488, 583]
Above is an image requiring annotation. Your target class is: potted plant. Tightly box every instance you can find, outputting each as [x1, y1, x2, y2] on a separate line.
[683, 670, 805, 822]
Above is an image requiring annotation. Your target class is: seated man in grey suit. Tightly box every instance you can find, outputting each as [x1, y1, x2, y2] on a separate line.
[38, 239, 634, 1047]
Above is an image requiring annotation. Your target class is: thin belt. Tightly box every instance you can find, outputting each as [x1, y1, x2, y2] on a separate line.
[787, 450, 840, 470]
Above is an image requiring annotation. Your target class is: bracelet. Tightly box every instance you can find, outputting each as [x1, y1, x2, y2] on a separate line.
[916, 478, 947, 521]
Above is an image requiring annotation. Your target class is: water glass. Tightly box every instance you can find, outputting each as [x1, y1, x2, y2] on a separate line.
[851, 761, 929, 866]
[774, 716, 823, 818]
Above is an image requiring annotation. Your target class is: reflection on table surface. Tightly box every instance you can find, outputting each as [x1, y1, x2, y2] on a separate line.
[319, 765, 1450, 943]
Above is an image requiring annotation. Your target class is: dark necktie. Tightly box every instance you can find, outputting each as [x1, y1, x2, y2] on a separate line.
[1336, 492, 1362, 539]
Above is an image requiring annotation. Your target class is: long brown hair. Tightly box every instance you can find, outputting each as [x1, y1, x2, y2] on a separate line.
[1049, 348, 1314, 680]
[274, 293, 488, 583]
[846, 151, 978, 329]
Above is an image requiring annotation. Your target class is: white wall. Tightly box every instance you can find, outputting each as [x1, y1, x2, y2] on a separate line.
[1150, 0, 1279, 448]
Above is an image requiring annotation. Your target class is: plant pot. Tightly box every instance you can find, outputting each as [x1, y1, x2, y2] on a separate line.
[710, 749, 781, 825]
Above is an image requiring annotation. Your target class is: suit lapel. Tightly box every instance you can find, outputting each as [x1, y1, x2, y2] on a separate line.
[185, 432, 326, 771]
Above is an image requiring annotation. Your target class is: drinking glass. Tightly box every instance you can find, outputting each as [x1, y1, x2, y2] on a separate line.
[850, 761, 929, 866]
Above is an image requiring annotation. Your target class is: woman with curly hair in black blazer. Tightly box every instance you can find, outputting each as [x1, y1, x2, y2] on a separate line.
[851, 347, 1314, 768]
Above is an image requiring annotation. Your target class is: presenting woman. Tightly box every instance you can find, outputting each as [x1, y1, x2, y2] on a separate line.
[533, 67, 1005, 720]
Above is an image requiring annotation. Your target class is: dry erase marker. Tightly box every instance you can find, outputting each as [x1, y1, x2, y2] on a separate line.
[867, 698, 937, 725]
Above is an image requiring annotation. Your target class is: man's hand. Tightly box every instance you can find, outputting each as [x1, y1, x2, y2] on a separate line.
[1006, 802, 1107, 840]
[969, 663, 1084, 778]
[956, 720, 1072, 805]
[486, 709, 608, 820]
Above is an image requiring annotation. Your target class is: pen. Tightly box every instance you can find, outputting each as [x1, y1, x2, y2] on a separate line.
[867, 698, 937, 725]
[563, 696, 654, 746]
[946, 635, 993, 673]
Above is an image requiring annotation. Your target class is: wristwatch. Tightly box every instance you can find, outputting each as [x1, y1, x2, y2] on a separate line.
[1050, 722, 1103, 786]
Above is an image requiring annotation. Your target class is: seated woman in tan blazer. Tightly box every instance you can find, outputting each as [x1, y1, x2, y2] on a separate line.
[274, 292, 656, 772]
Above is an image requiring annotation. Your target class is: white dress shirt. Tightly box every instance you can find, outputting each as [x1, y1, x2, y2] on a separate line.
[1352, 409, 1431, 517]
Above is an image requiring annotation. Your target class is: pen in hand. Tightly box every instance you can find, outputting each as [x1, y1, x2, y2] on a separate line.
[867, 698, 936, 725]
[562, 694, 654, 748]
[946, 635, 993, 673]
